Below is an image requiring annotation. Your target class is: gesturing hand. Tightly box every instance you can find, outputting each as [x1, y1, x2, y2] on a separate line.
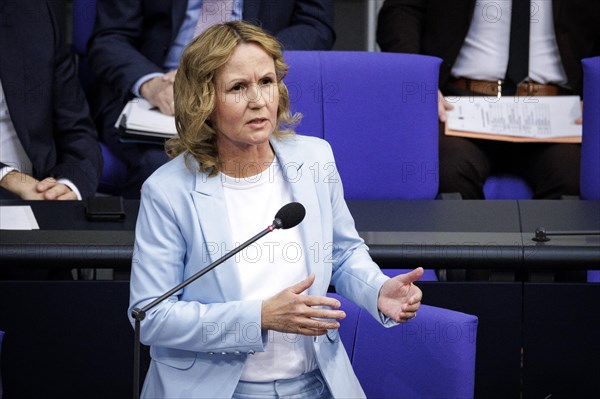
[378, 267, 424, 323]
[261, 273, 346, 336]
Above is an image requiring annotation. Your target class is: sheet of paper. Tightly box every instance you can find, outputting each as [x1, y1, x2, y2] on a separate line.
[116, 98, 177, 136]
[0, 206, 40, 230]
[446, 96, 582, 139]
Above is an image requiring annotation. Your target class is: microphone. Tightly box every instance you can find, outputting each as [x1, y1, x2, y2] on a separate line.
[273, 201, 306, 230]
[131, 202, 305, 399]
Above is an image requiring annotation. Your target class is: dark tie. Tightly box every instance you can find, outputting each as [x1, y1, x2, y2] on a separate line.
[504, 0, 531, 95]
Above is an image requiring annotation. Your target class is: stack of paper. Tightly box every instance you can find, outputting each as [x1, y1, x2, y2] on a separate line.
[445, 95, 582, 143]
[0, 206, 39, 230]
[116, 98, 177, 138]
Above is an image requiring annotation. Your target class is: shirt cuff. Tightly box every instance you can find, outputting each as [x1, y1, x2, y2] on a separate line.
[57, 178, 82, 200]
[132, 72, 165, 98]
[0, 166, 17, 183]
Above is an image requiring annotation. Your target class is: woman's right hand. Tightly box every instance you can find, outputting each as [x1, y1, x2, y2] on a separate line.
[261, 273, 346, 336]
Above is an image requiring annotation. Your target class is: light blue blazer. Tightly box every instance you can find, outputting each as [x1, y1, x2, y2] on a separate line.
[129, 135, 393, 398]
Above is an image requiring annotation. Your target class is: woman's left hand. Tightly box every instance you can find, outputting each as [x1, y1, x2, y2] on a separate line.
[377, 267, 424, 323]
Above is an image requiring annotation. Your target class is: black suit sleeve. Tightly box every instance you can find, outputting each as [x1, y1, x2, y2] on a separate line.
[87, 0, 175, 102]
[377, 0, 426, 54]
[266, 0, 336, 50]
[49, 2, 103, 198]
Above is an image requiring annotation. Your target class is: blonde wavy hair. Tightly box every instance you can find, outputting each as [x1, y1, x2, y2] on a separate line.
[166, 21, 299, 175]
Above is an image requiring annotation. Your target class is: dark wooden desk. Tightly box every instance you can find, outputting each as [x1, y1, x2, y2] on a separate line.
[2, 199, 598, 271]
[520, 200, 600, 268]
[0, 199, 138, 268]
[349, 200, 524, 268]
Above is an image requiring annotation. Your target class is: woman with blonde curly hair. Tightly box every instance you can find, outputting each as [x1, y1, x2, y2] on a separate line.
[129, 21, 423, 399]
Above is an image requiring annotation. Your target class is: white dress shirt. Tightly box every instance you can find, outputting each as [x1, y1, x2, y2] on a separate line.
[452, 0, 567, 85]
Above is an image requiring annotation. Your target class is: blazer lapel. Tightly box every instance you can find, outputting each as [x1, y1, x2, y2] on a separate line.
[271, 137, 328, 296]
[190, 164, 242, 300]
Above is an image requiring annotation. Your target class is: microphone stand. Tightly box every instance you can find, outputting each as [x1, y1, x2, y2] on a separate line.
[130, 223, 279, 399]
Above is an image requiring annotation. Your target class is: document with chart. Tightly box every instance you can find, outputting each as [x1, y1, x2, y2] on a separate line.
[445, 96, 582, 143]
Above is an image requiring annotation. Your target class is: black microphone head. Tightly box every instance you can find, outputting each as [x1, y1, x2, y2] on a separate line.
[272, 202, 306, 230]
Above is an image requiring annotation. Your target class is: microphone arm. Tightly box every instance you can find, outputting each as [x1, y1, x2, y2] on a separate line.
[131, 222, 277, 399]
[130, 201, 305, 399]
[532, 227, 600, 242]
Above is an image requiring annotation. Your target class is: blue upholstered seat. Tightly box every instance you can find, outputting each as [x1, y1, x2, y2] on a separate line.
[483, 174, 534, 200]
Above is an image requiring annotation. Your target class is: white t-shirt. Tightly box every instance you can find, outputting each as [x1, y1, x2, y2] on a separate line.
[220, 160, 317, 382]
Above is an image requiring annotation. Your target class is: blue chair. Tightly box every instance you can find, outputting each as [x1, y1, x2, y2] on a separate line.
[581, 56, 600, 200]
[588, 271, 600, 283]
[332, 292, 478, 399]
[283, 51, 324, 138]
[484, 174, 533, 200]
[330, 293, 478, 398]
[381, 268, 438, 282]
[284, 51, 441, 200]
[352, 304, 478, 398]
[72, 0, 127, 195]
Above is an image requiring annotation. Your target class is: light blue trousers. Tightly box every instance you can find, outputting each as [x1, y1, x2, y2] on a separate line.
[233, 369, 333, 399]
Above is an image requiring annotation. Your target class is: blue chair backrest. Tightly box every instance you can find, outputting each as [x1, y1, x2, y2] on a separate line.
[72, 0, 97, 94]
[329, 292, 477, 398]
[581, 56, 600, 200]
[284, 51, 441, 200]
[283, 51, 324, 138]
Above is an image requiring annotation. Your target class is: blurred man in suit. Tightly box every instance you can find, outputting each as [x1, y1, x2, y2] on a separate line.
[0, 0, 102, 200]
[378, 0, 599, 199]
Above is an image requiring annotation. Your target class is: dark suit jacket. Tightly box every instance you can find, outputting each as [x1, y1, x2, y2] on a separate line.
[377, 0, 600, 96]
[87, 0, 335, 133]
[0, 0, 102, 198]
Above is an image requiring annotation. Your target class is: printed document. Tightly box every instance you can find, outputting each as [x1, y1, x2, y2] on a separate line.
[116, 98, 177, 138]
[445, 96, 582, 142]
